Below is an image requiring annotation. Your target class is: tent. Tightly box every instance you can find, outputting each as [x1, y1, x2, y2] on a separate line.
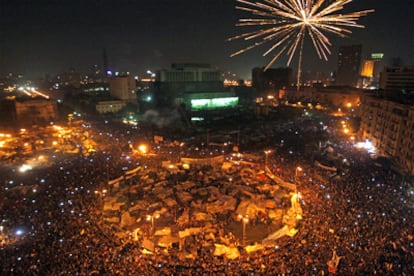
[245, 243, 264, 253]
[158, 235, 180, 248]
[213, 244, 240, 259]
[178, 227, 202, 238]
[262, 225, 298, 245]
[154, 227, 171, 236]
[141, 238, 154, 252]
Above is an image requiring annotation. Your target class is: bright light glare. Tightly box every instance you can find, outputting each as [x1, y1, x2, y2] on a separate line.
[19, 164, 33, 173]
[354, 140, 376, 154]
[138, 144, 147, 154]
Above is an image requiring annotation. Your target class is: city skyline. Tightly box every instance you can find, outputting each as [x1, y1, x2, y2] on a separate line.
[1, 0, 413, 79]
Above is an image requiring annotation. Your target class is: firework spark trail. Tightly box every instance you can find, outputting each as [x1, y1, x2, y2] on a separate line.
[229, 0, 374, 78]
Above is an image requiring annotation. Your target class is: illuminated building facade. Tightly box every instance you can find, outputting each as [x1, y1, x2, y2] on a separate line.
[82, 83, 109, 95]
[360, 59, 375, 78]
[156, 63, 223, 102]
[336, 45, 362, 87]
[359, 94, 414, 175]
[109, 75, 137, 102]
[380, 66, 414, 92]
[179, 91, 238, 111]
[279, 86, 361, 108]
[96, 100, 126, 114]
[155, 63, 237, 113]
[359, 53, 385, 89]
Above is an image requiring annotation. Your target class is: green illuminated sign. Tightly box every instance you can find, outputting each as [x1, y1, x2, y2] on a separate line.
[371, 53, 384, 59]
[191, 97, 238, 110]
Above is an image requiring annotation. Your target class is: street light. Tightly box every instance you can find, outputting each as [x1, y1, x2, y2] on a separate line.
[179, 142, 185, 161]
[94, 189, 107, 207]
[295, 166, 303, 202]
[146, 213, 160, 237]
[138, 144, 148, 155]
[295, 166, 302, 178]
[238, 214, 249, 246]
[264, 150, 272, 169]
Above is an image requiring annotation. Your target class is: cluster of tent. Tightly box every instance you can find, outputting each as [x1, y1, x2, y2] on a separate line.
[101, 156, 303, 258]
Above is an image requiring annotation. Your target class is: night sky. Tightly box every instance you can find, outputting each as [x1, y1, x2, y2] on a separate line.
[1, 0, 413, 79]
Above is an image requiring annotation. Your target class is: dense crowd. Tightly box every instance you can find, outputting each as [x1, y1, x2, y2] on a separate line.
[1, 109, 413, 275]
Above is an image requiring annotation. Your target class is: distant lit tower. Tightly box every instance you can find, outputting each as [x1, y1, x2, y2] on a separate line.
[103, 48, 109, 78]
[359, 53, 384, 89]
[336, 45, 362, 87]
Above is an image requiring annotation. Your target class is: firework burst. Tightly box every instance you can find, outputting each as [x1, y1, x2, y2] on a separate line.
[229, 0, 373, 83]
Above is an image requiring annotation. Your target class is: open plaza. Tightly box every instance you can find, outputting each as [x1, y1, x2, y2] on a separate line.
[1, 106, 413, 274]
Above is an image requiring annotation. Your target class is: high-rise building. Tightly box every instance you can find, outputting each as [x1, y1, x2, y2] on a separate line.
[336, 45, 362, 87]
[380, 66, 414, 92]
[359, 53, 385, 89]
[156, 63, 224, 103]
[359, 94, 414, 175]
[155, 63, 238, 114]
[109, 74, 137, 101]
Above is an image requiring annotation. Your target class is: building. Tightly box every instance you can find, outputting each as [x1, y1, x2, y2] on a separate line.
[96, 100, 126, 114]
[336, 45, 362, 87]
[109, 75, 137, 102]
[359, 94, 414, 175]
[279, 86, 313, 102]
[14, 98, 57, 126]
[278, 85, 361, 108]
[0, 98, 17, 127]
[359, 53, 385, 89]
[82, 82, 110, 96]
[150, 63, 243, 123]
[179, 91, 238, 112]
[156, 63, 223, 102]
[58, 70, 81, 89]
[252, 67, 293, 97]
[379, 66, 414, 92]
[312, 86, 362, 108]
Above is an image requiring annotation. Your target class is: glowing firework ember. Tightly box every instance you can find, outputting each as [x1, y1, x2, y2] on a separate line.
[229, 0, 374, 84]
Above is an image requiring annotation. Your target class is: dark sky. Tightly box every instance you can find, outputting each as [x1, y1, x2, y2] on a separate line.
[1, 0, 413, 79]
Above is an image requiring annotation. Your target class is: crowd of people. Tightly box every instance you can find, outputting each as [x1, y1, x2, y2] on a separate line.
[1, 108, 413, 275]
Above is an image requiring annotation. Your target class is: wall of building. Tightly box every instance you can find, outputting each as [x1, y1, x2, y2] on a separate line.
[278, 86, 361, 108]
[15, 99, 57, 126]
[252, 67, 293, 97]
[336, 45, 362, 87]
[155, 63, 226, 107]
[359, 95, 414, 175]
[96, 100, 126, 114]
[109, 76, 137, 101]
[380, 66, 414, 92]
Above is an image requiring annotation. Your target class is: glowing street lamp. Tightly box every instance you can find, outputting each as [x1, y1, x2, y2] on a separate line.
[295, 166, 302, 178]
[295, 166, 303, 202]
[264, 150, 272, 169]
[94, 189, 107, 207]
[146, 213, 160, 237]
[179, 142, 185, 161]
[138, 144, 147, 154]
[238, 214, 249, 246]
